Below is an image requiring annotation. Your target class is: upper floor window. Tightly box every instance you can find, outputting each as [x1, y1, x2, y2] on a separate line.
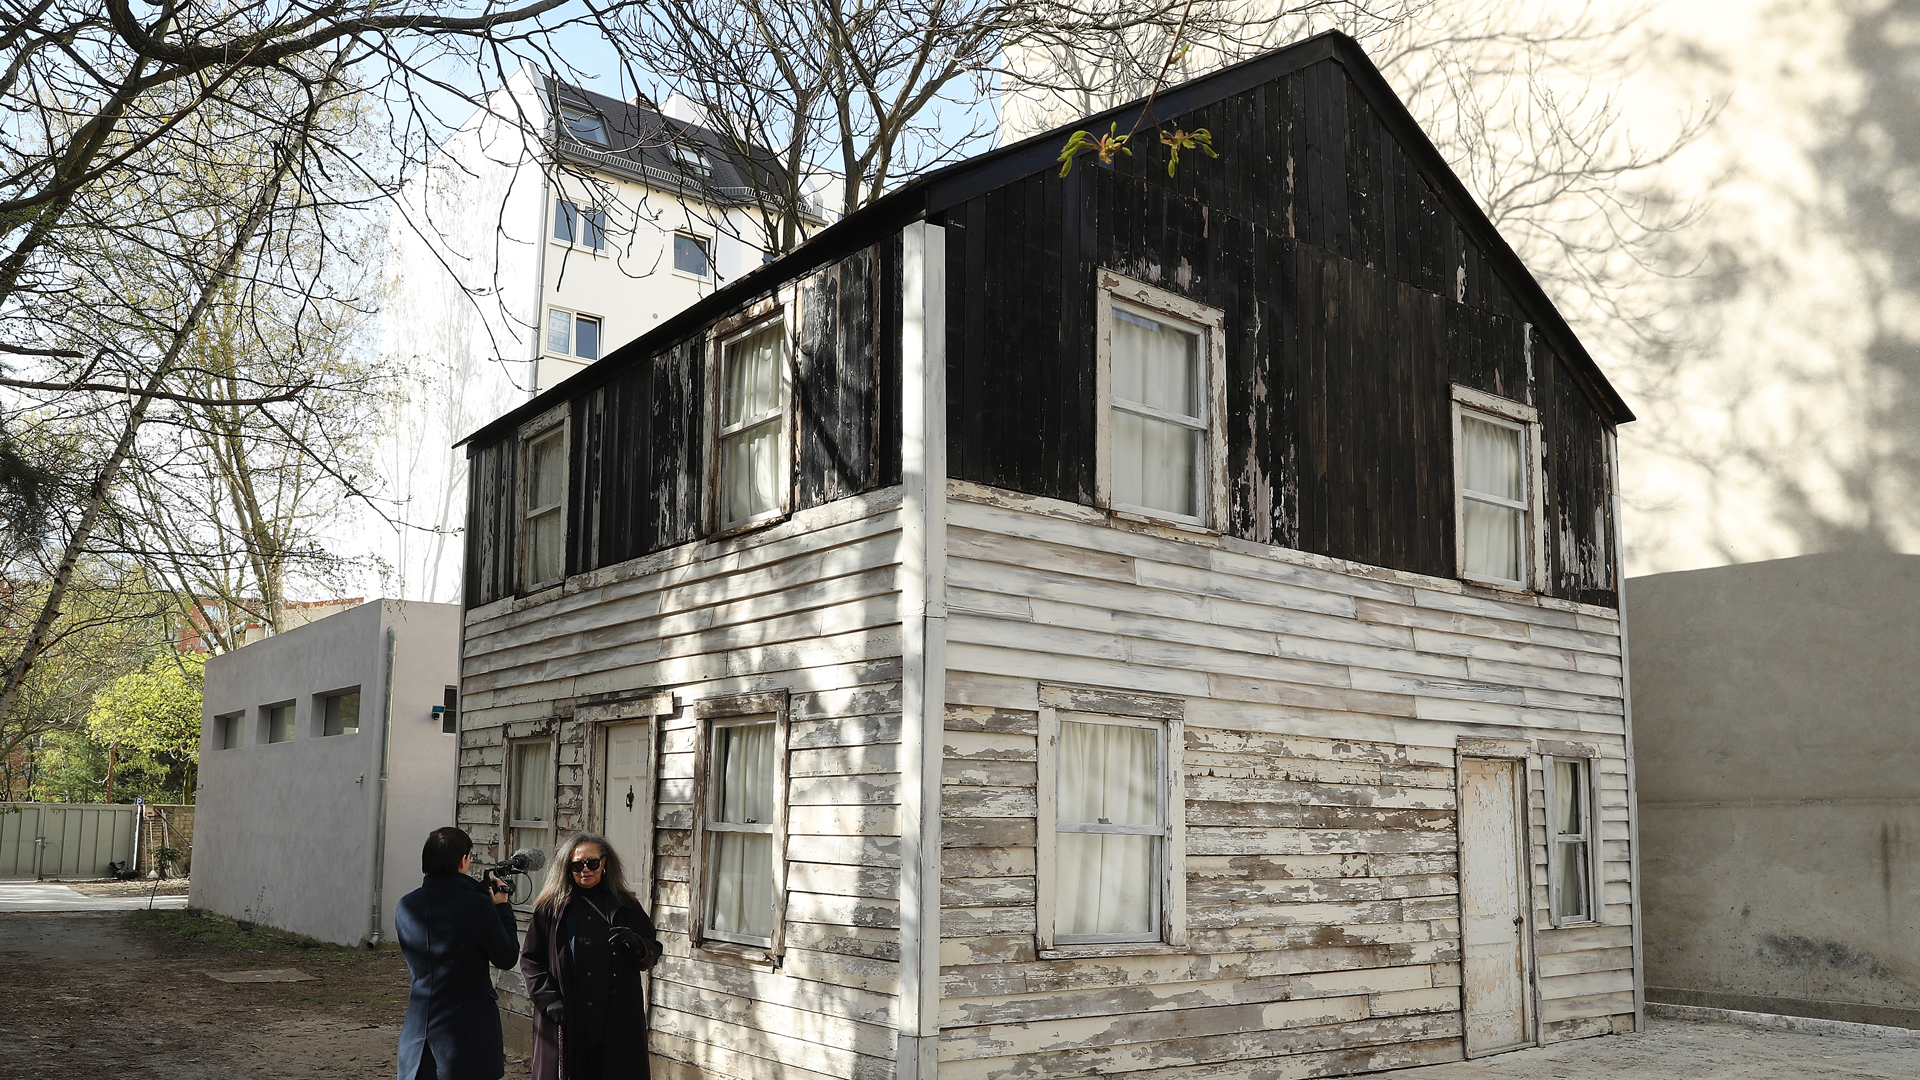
[553, 199, 606, 250]
[560, 104, 610, 148]
[673, 145, 711, 181]
[265, 702, 294, 744]
[674, 232, 711, 277]
[1452, 385, 1541, 589]
[713, 317, 788, 531]
[1095, 271, 1226, 528]
[217, 712, 243, 750]
[321, 690, 360, 736]
[521, 408, 568, 590]
[546, 308, 601, 361]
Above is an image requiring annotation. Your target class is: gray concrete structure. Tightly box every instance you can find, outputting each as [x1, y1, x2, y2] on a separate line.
[190, 599, 461, 946]
[1627, 554, 1920, 1028]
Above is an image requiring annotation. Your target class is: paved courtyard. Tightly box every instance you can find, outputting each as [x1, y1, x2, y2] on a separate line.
[0, 879, 187, 912]
[1397, 1014, 1919, 1079]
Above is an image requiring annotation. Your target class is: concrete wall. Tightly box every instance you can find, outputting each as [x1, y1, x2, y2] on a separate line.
[1628, 554, 1920, 1027]
[191, 600, 462, 946]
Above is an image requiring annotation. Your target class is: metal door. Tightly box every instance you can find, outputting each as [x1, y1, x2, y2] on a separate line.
[1458, 757, 1534, 1057]
[601, 723, 653, 888]
[0, 802, 137, 878]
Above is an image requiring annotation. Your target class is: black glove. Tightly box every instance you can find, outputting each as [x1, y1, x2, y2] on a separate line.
[607, 926, 644, 951]
[542, 999, 565, 1026]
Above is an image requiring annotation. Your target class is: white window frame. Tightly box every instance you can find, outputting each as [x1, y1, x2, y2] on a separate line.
[1451, 384, 1546, 591]
[1035, 690, 1187, 955]
[544, 307, 603, 361]
[688, 691, 790, 962]
[505, 735, 557, 874]
[673, 231, 712, 279]
[1543, 754, 1601, 926]
[1094, 269, 1228, 530]
[517, 404, 569, 593]
[559, 103, 610, 148]
[707, 310, 791, 535]
[553, 197, 606, 251]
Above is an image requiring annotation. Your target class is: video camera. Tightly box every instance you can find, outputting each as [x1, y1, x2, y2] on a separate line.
[474, 847, 546, 900]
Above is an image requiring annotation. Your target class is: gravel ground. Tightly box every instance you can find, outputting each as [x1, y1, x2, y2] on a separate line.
[65, 879, 192, 898]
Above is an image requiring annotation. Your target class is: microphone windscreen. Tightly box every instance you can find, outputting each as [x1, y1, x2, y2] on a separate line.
[511, 847, 547, 872]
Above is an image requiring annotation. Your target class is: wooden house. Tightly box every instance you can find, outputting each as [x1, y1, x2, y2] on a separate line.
[455, 30, 1641, 1080]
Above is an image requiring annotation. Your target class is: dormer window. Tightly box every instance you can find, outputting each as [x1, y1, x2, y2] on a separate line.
[673, 144, 711, 181]
[560, 104, 610, 148]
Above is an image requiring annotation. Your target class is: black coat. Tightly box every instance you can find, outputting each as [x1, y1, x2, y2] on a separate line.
[395, 874, 520, 1080]
[519, 888, 661, 1080]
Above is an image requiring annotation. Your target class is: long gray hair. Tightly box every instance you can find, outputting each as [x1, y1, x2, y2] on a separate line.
[532, 832, 639, 916]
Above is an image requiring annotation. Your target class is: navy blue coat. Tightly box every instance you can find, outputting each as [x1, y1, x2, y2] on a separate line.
[396, 874, 520, 1080]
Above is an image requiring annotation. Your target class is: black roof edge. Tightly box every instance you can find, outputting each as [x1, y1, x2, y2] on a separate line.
[465, 30, 1629, 450]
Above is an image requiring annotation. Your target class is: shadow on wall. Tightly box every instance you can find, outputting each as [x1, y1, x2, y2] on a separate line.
[1627, 2, 1920, 569]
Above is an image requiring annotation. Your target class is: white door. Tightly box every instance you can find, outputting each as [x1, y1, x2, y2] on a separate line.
[1458, 756, 1533, 1057]
[602, 722, 652, 889]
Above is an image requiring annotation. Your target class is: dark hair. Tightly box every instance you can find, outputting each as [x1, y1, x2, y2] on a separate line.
[422, 827, 474, 876]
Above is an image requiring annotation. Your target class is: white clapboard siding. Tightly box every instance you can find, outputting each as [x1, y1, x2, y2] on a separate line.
[459, 498, 908, 1080]
[937, 491, 1634, 1079]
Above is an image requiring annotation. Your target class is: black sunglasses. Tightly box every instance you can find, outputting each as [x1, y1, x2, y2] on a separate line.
[568, 857, 603, 873]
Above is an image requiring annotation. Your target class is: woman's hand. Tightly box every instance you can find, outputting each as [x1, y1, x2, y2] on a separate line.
[607, 925, 643, 951]
[542, 1000, 565, 1026]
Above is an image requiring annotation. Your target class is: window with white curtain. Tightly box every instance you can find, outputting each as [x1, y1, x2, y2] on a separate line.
[1038, 701, 1186, 951]
[705, 719, 776, 945]
[715, 319, 787, 530]
[693, 692, 790, 958]
[545, 308, 601, 361]
[522, 421, 567, 589]
[1452, 387, 1540, 589]
[1546, 757, 1597, 924]
[1097, 272, 1225, 527]
[508, 739, 554, 860]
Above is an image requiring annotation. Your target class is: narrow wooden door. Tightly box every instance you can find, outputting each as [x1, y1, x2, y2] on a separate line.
[1458, 756, 1533, 1057]
[602, 722, 652, 884]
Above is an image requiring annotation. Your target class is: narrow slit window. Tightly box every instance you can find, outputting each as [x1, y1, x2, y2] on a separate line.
[717, 321, 786, 528]
[706, 719, 777, 946]
[1548, 757, 1596, 923]
[266, 703, 294, 744]
[524, 427, 566, 587]
[1056, 719, 1165, 943]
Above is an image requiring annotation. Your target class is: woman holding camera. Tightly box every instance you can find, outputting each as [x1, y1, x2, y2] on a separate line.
[520, 832, 664, 1080]
[395, 826, 520, 1080]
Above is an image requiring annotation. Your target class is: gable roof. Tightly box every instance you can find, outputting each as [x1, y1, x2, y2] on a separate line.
[467, 31, 1632, 450]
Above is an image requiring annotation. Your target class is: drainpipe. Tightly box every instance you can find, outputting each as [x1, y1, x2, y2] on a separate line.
[1610, 431, 1648, 1033]
[369, 626, 397, 946]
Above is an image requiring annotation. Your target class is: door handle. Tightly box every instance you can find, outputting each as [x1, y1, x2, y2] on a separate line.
[1513, 916, 1524, 927]
[626, 785, 635, 810]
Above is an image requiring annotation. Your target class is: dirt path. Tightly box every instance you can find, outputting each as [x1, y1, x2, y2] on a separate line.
[0, 911, 409, 1079]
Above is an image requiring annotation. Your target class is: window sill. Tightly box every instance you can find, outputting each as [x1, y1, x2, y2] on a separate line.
[709, 511, 789, 542]
[1458, 573, 1534, 597]
[1039, 942, 1190, 961]
[1108, 508, 1220, 538]
[549, 240, 608, 256]
[695, 939, 779, 968]
[671, 269, 712, 284]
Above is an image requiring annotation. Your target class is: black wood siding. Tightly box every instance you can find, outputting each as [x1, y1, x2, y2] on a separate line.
[463, 242, 900, 608]
[939, 57, 1619, 606]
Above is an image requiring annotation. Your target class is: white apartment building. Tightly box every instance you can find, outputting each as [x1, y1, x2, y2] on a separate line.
[372, 67, 833, 604]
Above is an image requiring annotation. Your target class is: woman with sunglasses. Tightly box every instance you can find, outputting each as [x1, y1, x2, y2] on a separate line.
[520, 833, 664, 1080]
